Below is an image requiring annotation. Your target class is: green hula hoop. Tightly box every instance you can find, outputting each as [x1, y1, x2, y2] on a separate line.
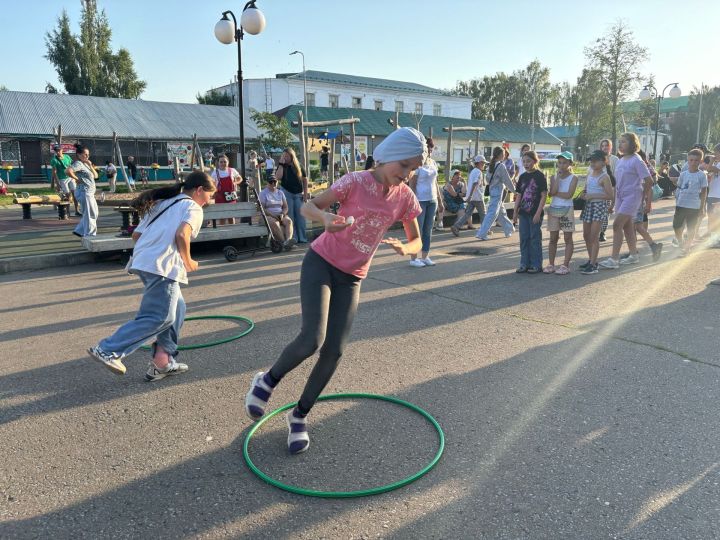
[243, 393, 445, 498]
[140, 315, 254, 351]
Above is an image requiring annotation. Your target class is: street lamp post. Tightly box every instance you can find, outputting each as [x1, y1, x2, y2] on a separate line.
[639, 82, 681, 160]
[289, 50, 307, 122]
[214, 1, 266, 201]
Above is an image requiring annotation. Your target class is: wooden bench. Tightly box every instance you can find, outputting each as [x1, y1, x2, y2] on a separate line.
[12, 193, 70, 220]
[81, 202, 268, 255]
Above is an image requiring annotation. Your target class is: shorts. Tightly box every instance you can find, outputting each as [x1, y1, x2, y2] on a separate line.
[57, 177, 77, 195]
[547, 205, 575, 232]
[580, 200, 609, 223]
[673, 207, 700, 231]
[633, 207, 649, 224]
[615, 189, 643, 216]
[707, 197, 720, 213]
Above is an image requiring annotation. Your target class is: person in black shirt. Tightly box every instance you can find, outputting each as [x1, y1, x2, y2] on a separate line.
[512, 150, 548, 273]
[276, 147, 309, 243]
[126, 156, 137, 190]
[320, 146, 330, 181]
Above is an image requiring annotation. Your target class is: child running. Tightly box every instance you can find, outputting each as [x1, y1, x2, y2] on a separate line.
[512, 151, 548, 273]
[87, 171, 215, 380]
[673, 148, 708, 256]
[244, 128, 424, 454]
[579, 151, 614, 274]
[544, 151, 578, 275]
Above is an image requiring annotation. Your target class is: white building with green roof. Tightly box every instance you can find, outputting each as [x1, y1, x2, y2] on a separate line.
[211, 70, 474, 119]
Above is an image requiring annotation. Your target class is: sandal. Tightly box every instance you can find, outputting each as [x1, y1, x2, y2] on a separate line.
[542, 265, 555, 274]
[555, 264, 569, 275]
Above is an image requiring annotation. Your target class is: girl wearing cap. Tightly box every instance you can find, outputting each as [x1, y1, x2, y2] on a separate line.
[244, 127, 423, 455]
[408, 137, 443, 267]
[578, 151, 614, 274]
[544, 152, 578, 275]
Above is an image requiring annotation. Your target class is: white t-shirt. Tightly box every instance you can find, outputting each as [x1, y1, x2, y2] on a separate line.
[130, 195, 204, 284]
[211, 167, 241, 187]
[708, 162, 720, 198]
[265, 157, 275, 170]
[414, 158, 438, 201]
[259, 187, 286, 216]
[467, 167, 485, 202]
[675, 170, 708, 209]
[550, 174, 575, 208]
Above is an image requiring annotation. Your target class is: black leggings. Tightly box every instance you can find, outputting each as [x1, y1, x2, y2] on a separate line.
[269, 249, 361, 413]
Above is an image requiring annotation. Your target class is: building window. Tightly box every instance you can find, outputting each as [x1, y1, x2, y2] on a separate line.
[374, 100, 383, 111]
[329, 94, 339, 108]
[352, 96, 362, 109]
[395, 100, 404, 113]
[415, 102, 423, 114]
[306, 92, 315, 107]
[433, 103, 441, 116]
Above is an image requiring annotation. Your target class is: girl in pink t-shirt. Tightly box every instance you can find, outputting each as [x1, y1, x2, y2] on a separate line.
[244, 128, 425, 454]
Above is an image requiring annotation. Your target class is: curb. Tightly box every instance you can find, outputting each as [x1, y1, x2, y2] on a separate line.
[0, 251, 97, 275]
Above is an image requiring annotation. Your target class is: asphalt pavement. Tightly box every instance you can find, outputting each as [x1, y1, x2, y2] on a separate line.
[1, 199, 719, 539]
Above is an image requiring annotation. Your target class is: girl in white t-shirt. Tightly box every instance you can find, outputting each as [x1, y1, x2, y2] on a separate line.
[545, 153, 578, 274]
[88, 171, 216, 381]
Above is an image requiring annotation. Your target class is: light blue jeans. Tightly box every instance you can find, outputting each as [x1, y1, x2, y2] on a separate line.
[519, 212, 544, 269]
[417, 200, 438, 253]
[73, 186, 98, 236]
[477, 185, 514, 239]
[99, 270, 186, 358]
[282, 188, 307, 242]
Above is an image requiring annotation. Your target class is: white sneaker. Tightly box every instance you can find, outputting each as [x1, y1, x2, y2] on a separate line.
[145, 357, 188, 382]
[87, 346, 126, 375]
[619, 253, 640, 265]
[409, 259, 425, 268]
[421, 257, 436, 266]
[599, 257, 620, 269]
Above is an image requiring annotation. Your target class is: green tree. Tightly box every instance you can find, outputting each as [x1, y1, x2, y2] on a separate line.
[0, 85, 8, 91]
[584, 20, 648, 148]
[250, 109, 293, 150]
[575, 68, 613, 150]
[197, 89, 233, 106]
[670, 85, 720, 155]
[45, 0, 146, 98]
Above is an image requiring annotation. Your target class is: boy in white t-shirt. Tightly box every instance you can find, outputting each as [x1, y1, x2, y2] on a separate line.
[672, 148, 708, 256]
[451, 155, 487, 236]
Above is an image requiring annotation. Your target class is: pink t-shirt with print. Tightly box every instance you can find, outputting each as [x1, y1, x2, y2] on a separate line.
[311, 171, 421, 279]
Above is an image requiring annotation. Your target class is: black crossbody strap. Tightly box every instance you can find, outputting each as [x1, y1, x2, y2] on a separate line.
[146, 196, 191, 228]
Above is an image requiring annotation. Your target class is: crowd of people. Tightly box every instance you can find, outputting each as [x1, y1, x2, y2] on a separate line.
[403, 136, 720, 275]
[84, 127, 720, 457]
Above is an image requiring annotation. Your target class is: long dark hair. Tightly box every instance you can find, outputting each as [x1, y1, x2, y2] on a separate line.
[488, 146, 505, 175]
[132, 170, 214, 217]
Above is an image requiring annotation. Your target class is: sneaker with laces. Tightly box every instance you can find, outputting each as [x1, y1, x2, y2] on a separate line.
[599, 257, 620, 269]
[409, 259, 425, 268]
[87, 346, 126, 375]
[421, 257, 436, 266]
[145, 357, 188, 382]
[581, 263, 599, 275]
[619, 253, 640, 265]
[578, 260, 591, 270]
[286, 408, 310, 454]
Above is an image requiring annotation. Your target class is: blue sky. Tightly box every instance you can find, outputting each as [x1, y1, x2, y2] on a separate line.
[2, 0, 717, 106]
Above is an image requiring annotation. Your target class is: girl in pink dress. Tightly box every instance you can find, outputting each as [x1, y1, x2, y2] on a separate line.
[244, 128, 425, 454]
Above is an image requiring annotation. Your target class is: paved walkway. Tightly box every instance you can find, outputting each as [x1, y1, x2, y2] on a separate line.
[1, 200, 719, 538]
